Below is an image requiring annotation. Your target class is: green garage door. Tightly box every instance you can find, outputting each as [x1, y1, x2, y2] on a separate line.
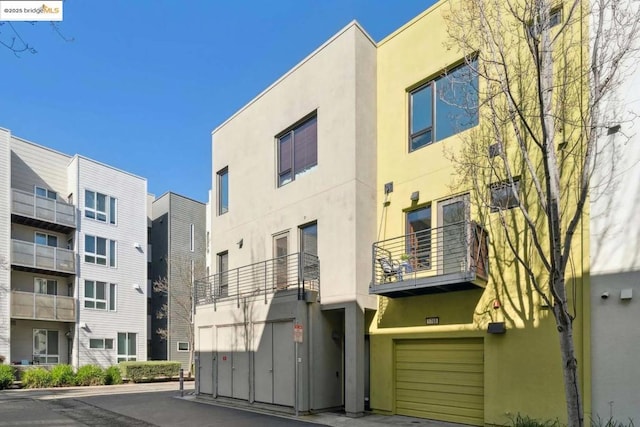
[395, 338, 484, 426]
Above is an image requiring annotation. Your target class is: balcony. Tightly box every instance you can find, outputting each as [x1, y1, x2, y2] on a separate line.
[195, 252, 320, 309]
[11, 240, 76, 277]
[11, 290, 76, 322]
[370, 221, 489, 298]
[11, 188, 76, 232]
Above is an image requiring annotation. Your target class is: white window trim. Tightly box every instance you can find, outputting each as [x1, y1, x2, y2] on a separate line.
[117, 332, 137, 362]
[33, 329, 59, 364]
[84, 189, 117, 225]
[34, 277, 57, 295]
[84, 235, 116, 267]
[89, 338, 114, 350]
[190, 224, 195, 252]
[84, 280, 117, 311]
[35, 231, 58, 247]
[35, 186, 57, 200]
[177, 342, 190, 352]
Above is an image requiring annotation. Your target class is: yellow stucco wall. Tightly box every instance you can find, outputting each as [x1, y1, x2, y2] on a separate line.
[371, 1, 590, 424]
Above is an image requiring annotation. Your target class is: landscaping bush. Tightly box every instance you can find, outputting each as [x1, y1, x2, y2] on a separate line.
[50, 364, 75, 387]
[0, 365, 15, 389]
[509, 414, 561, 427]
[75, 365, 105, 386]
[105, 365, 122, 385]
[22, 367, 52, 388]
[119, 361, 180, 382]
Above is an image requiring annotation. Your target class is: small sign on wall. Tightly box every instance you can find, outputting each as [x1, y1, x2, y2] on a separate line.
[293, 323, 303, 343]
[425, 316, 440, 325]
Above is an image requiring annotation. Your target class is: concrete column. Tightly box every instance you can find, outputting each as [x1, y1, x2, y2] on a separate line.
[344, 302, 364, 417]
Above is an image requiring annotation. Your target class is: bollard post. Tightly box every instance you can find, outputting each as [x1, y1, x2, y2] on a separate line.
[179, 368, 184, 397]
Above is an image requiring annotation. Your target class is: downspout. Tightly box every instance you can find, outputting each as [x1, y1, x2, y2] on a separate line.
[75, 157, 80, 369]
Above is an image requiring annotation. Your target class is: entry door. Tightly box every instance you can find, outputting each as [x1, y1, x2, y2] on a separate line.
[438, 195, 468, 274]
[198, 327, 214, 395]
[216, 325, 234, 397]
[253, 321, 295, 407]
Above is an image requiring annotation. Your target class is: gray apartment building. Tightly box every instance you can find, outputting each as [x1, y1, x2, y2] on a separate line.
[0, 127, 148, 369]
[148, 192, 206, 372]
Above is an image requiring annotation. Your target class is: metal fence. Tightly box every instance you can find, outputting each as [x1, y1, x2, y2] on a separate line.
[195, 252, 319, 308]
[372, 221, 488, 287]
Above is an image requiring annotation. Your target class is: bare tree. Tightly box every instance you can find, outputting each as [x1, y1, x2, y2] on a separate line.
[153, 257, 205, 376]
[443, 0, 640, 426]
[1, 20, 73, 57]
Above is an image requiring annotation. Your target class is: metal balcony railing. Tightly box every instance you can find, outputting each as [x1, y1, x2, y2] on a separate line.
[11, 240, 76, 275]
[11, 290, 76, 322]
[371, 221, 488, 295]
[11, 188, 76, 229]
[195, 252, 320, 308]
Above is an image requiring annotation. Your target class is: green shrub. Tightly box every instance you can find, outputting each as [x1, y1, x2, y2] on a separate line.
[509, 414, 561, 427]
[0, 365, 15, 389]
[50, 364, 75, 387]
[75, 365, 105, 386]
[22, 367, 52, 388]
[105, 365, 122, 385]
[591, 415, 635, 427]
[119, 361, 180, 382]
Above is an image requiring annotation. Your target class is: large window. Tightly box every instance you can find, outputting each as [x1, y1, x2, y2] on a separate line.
[35, 278, 57, 295]
[277, 115, 318, 186]
[409, 59, 478, 151]
[217, 251, 228, 297]
[117, 332, 137, 362]
[84, 235, 116, 266]
[33, 329, 59, 364]
[406, 206, 432, 269]
[300, 222, 318, 256]
[217, 167, 229, 215]
[84, 280, 117, 311]
[85, 190, 117, 224]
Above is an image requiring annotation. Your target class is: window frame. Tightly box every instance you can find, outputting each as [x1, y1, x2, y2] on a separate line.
[276, 113, 318, 187]
[84, 280, 117, 311]
[34, 278, 58, 295]
[405, 205, 433, 270]
[35, 231, 58, 247]
[177, 342, 190, 352]
[89, 338, 114, 349]
[489, 179, 521, 212]
[217, 167, 229, 215]
[117, 332, 137, 362]
[84, 234, 116, 267]
[217, 251, 229, 297]
[33, 329, 59, 364]
[190, 224, 195, 252]
[35, 186, 57, 200]
[84, 189, 117, 224]
[408, 59, 479, 152]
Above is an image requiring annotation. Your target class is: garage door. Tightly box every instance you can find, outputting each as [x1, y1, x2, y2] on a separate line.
[395, 338, 484, 426]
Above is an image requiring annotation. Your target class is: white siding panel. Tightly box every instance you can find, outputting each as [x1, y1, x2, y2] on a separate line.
[10, 137, 71, 197]
[0, 129, 11, 361]
[76, 157, 148, 368]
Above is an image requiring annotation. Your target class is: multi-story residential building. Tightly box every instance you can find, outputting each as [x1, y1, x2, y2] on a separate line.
[369, 2, 590, 426]
[194, 22, 377, 416]
[149, 192, 206, 373]
[589, 11, 640, 420]
[0, 128, 147, 369]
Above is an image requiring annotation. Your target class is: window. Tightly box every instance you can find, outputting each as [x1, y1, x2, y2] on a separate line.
[217, 251, 228, 297]
[409, 60, 478, 151]
[33, 329, 58, 364]
[527, 8, 562, 38]
[217, 167, 229, 215]
[85, 190, 117, 224]
[273, 232, 289, 288]
[35, 186, 57, 200]
[490, 179, 520, 211]
[35, 232, 57, 247]
[190, 224, 195, 252]
[84, 280, 116, 311]
[406, 206, 432, 269]
[300, 222, 318, 282]
[206, 231, 210, 254]
[117, 332, 137, 362]
[35, 278, 57, 295]
[84, 235, 116, 266]
[89, 338, 114, 349]
[277, 115, 318, 186]
[177, 342, 190, 352]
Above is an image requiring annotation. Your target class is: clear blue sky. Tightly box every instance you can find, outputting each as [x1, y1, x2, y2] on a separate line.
[1, 1, 435, 202]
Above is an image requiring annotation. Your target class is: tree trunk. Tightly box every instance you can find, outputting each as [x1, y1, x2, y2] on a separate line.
[553, 277, 584, 427]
